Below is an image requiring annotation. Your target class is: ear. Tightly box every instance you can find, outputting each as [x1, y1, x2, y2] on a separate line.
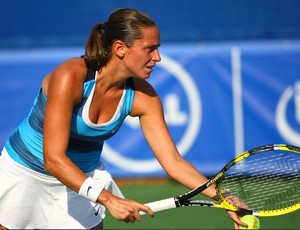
[113, 40, 126, 58]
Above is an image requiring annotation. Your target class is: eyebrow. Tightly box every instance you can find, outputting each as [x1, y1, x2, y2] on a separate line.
[143, 43, 161, 49]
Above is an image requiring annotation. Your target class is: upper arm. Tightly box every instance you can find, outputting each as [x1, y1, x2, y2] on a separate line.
[131, 78, 181, 168]
[43, 61, 84, 160]
[131, 79, 207, 189]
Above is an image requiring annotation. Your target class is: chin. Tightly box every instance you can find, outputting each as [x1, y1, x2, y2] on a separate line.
[138, 73, 151, 79]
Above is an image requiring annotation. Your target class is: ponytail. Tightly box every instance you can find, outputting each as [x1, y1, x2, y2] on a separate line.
[83, 22, 111, 70]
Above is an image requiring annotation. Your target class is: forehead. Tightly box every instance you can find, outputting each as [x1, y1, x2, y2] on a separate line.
[133, 26, 160, 46]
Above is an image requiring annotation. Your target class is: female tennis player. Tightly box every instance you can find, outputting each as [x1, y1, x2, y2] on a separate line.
[0, 8, 247, 229]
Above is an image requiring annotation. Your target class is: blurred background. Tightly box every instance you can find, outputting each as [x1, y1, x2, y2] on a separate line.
[1, 0, 300, 228]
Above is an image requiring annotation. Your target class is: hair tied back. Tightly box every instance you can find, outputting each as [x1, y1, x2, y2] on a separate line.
[97, 22, 106, 32]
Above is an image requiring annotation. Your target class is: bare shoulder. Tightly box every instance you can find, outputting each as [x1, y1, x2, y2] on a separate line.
[42, 58, 87, 101]
[132, 77, 158, 97]
[49, 57, 86, 81]
[130, 77, 163, 117]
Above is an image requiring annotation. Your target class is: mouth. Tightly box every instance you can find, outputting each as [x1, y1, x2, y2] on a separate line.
[146, 65, 155, 71]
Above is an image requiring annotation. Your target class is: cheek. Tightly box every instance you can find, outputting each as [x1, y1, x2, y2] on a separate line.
[129, 54, 148, 67]
[124, 50, 151, 74]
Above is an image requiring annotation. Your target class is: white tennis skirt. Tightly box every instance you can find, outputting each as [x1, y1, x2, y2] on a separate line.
[0, 148, 124, 229]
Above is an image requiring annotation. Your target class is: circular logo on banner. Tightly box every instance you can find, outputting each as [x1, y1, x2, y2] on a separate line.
[102, 54, 202, 173]
[276, 81, 300, 145]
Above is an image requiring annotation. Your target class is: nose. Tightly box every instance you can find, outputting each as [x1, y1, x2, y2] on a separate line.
[152, 49, 161, 62]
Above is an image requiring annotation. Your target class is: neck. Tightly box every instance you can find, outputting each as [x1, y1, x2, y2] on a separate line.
[96, 59, 130, 91]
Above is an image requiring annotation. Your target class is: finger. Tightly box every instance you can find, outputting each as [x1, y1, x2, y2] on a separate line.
[232, 216, 247, 229]
[228, 211, 248, 228]
[128, 215, 135, 223]
[139, 204, 155, 217]
[132, 211, 142, 222]
[234, 222, 239, 230]
[235, 218, 248, 228]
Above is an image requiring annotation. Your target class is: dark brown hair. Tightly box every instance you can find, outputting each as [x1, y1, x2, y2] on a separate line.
[83, 8, 157, 70]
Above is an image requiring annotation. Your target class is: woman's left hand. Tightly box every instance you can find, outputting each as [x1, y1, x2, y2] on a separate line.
[227, 210, 248, 229]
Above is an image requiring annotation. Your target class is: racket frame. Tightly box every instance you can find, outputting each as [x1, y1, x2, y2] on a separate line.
[141, 144, 300, 217]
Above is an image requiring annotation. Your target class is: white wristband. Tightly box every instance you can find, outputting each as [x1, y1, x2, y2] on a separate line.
[78, 177, 104, 203]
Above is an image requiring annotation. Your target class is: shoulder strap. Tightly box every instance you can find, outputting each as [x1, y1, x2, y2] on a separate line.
[85, 68, 96, 82]
[126, 77, 135, 90]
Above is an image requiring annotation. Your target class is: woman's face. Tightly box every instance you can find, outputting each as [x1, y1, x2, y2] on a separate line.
[123, 26, 161, 79]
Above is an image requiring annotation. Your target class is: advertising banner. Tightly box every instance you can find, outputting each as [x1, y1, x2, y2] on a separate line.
[1, 40, 299, 177]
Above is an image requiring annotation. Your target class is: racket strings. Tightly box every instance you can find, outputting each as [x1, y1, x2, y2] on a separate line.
[218, 150, 300, 212]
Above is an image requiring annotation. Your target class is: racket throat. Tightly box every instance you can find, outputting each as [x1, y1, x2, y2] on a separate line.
[174, 198, 183, 208]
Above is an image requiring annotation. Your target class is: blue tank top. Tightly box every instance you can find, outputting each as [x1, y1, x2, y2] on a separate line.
[5, 69, 135, 174]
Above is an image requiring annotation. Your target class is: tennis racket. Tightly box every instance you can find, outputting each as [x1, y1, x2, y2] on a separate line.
[140, 144, 300, 217]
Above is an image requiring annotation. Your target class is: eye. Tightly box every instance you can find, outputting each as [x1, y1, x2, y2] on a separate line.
[148, 45, 160, 53]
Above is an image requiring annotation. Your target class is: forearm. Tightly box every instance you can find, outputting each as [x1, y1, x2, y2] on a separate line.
[44, 154, 87, 192]
[44, 153, 112, 207]
[164, 158, 217, 199]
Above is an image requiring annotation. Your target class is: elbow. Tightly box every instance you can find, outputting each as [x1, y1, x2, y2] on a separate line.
[43, 155, 62, 175]
[43, 158, 55, 174]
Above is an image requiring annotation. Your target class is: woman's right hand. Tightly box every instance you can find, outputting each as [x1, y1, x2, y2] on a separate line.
[98, 189, 154, 223]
